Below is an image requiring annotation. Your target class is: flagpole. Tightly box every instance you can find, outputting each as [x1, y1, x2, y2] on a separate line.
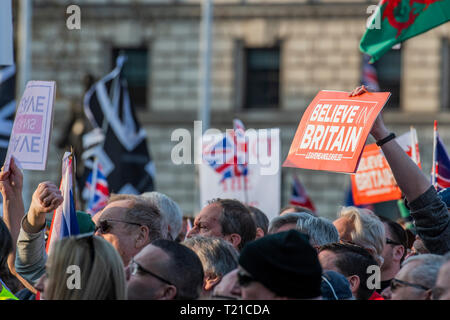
[432, 120, 437, 188]
[17, 0, 32, 210]
[410, 126, 417, 165]
[195, 0, 214, 214]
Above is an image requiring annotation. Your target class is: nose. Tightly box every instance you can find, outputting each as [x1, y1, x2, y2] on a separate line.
[186, 228, 197, 239]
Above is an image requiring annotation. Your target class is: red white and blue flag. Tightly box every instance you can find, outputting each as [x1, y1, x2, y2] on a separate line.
[84, 159, 109, 216]
[432, 121, 450, 191]
[289, 174, 316, 213]
[203, 119, 248, 182]
[361, 54, 380, 92]
[46, 152, 80, 255]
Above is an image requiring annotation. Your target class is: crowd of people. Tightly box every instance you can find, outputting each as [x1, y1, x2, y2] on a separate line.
[0, 86, 449, 300]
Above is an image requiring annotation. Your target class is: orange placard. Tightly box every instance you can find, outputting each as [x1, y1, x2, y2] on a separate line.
[351, 143, 401, 205]
[283, 90, 391, 173]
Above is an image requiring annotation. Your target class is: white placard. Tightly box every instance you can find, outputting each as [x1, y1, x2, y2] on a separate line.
[199, 128, 281, 221]
[3, 81, 56, 171]
[0, 0, 14, 66]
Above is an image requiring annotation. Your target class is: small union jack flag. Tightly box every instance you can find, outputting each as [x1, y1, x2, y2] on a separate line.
[432, 121, 450, 191]
[289, 174, 316, 213]
[84, 161, 109, 216]
[203, 119, 248, 183]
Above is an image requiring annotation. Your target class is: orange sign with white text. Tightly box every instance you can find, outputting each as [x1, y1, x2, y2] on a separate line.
[283, 90, 391, 173]
[351, 143, 400, 205]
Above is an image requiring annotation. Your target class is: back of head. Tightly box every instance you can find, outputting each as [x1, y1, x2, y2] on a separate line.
[401, 254, 445, 289]
[296, 216, 339, 247]
[46, 235, 126, 300]
[268, 212, 311, 234]
[279, 205, 316, 216]
[247, 206, 269, 235]
[321, 270, 354, 300]
[319, 242, 379, 300]
[183, 236, 238, 279]
[109, 194, 164, 241]
[141, 191, 183, 241]
[209, 199, 256, 250]
[151, 239, 204, 300]
[338, 207, 385, 265]
[239, 230, 322, 299]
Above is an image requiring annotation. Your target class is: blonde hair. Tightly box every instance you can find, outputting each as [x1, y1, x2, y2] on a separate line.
[338, 207, 385, 266]
[45, 235, 127, 300]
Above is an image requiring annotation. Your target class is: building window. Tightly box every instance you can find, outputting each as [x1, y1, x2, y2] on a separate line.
[244, 46, 280, 109]
[370, 48, 402, 109]
[112, 47, 148, 109]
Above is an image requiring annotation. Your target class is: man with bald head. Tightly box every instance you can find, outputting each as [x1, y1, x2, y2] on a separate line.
[186, 198, 256, 251]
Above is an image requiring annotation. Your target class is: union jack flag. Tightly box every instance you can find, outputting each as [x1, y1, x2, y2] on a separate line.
[289, 174, 316, 213]
[361, 54, 380, 91]
[203, 119, 248, 182]
[432, 121, 450, 191]
[84, 160, 110, 216]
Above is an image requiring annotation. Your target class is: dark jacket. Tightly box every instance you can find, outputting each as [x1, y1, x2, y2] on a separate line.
[409, 186, 450, 255]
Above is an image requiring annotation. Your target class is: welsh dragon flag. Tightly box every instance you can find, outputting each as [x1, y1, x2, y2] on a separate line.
[360, 0, 450, 62]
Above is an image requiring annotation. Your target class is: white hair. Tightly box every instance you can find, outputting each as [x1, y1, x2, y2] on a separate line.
[296, 216, 339, 247]
[402, 254, 445, 289]
[338, 207, 385, 266]
[268, 212, 313, 234]
[141, 192, 183, 240]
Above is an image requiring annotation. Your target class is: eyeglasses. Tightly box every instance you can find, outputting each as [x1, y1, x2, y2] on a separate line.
[129, 259, 173, 286]
[237, 270, 255, 287]
[386, 238, 402, 246]
[94, 219, 142, 234]
[390, 278, 429, 292]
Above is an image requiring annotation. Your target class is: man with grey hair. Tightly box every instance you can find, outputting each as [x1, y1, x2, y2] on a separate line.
[141, 191, 183, 241]
[432, 252, 450, 300]
[268, 212, 313, 234]
[296, 216, 339, 248]
[183, 236, 238, 298]
[390, 254, 445, 300]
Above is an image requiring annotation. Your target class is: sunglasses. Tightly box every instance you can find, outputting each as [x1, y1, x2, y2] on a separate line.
[386, 238, 402, 246]
[94, 219, 142, 234]
[390, 278, 429, 292]
[129, 259, 173, 286]
[237, 270, 255, 287]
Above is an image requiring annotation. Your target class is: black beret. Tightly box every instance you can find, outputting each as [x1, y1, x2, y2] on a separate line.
[239, 230, 322, 299]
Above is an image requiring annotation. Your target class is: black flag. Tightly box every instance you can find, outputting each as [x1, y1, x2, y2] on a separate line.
[0, 64, 15, 164]
[82, 56, 155, 197]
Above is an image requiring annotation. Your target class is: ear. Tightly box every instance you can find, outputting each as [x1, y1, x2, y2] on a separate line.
[204, 275, 222, 291]
[255, 228, 265, 239]
[159, 285, 177, 300]
[135, 225, 150, 249]
[224, 233, 242, 250]
[393, 245, 405, 262]
[347, 275, 360, 296]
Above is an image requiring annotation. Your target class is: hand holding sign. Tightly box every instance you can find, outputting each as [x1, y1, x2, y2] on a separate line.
[283, 89, 391, 173]
[3, 81, 56, 172]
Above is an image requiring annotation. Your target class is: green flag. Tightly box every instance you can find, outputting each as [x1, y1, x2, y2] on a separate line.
[360, 0, 450, 62]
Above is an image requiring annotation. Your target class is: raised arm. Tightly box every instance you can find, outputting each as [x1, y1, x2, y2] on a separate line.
[350, 86, 431, 202]
[350, 86, 450, 254]
[15, 181, 63, 284]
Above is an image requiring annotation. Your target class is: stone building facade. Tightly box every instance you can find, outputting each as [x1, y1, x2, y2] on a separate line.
[19, 0, 450, 220]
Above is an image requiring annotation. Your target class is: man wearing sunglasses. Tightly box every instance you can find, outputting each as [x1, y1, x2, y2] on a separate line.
[93, 194, 164, 266]
[389, 253, 444, 300]
[126, 239, 204, 300]
[379, 217, 408, 294]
